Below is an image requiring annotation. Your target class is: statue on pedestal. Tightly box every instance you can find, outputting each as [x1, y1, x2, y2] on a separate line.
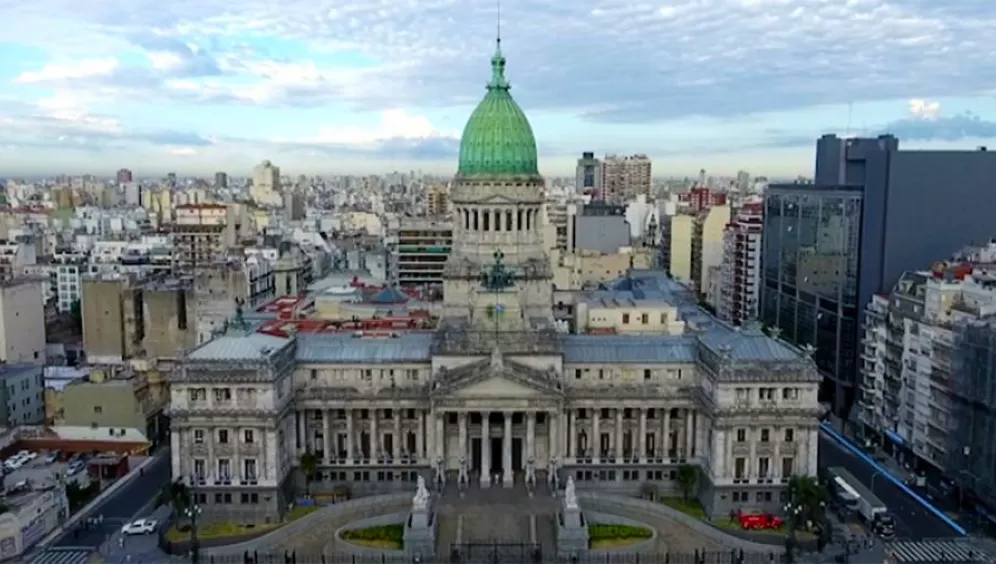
[548, 458, 560, 489]
[564, 476, 578, 510]
[413, 475, 430, 511]
[434, 458, 445, 488]
[525, 457, 536, 487]
[458, 457, 469, 488]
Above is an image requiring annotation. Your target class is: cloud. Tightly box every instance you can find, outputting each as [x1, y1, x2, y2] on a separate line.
[5, 0, 996, 123]
[882, 113, 996, 141]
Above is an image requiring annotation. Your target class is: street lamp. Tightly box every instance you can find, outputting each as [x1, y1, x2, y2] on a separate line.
[185, 474, 203, 564]
[870, 470, 884, 495]
[783, 503, 804, 563]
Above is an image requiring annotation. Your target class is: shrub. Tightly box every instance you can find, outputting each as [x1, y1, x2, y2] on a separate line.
[588, 524, 652, 541]
[343, 524, 404, 544]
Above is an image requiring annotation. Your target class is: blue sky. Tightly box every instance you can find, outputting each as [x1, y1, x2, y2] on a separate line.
[1, 0, 996, 178]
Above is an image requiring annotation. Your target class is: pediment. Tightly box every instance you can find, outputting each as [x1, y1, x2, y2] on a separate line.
[432, 355, 563, 400]
[472, 194, 519, 205]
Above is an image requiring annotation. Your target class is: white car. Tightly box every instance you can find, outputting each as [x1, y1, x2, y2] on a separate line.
[20, 451, 37, 462]
[121, 519, 158, 535]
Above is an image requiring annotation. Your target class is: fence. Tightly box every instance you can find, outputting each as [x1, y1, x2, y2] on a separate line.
[187, 550, 789, 564]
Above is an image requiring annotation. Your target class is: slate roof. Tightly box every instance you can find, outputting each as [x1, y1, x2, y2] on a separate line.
[186, 333, 291, 361]
[296, 333, 433, 363]
[560, 335, 697, 364]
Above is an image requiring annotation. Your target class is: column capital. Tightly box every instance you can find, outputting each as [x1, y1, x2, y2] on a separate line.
[503, 410, 514, 418]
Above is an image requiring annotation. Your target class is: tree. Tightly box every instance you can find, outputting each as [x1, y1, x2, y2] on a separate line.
[787, 475, 828, 530]
[676, 464, 699, 502]
[300, 452, 319, 497]
[159, 479, 192, 526]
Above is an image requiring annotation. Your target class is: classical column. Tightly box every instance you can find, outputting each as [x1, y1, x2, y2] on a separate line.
[748, 428, 757, 479]
[392, 410, 402, 460]
[503, 412, 514, 487]
[592, 408, 601, 462]
[773, 431, 782, 479]
[684, 409, 694, 458]
[346, 409, 355, 462]
[566, 409, 575, 459]
[480, 412, 491, 487]
[296, 411, 305, 455]
[323, 410, 333, 463]
[662, 407, 671, 458]
[416, 410, 425, 462]
[370, 409, 380, 460]
[638, 408, 647, 462]
[614, 409, 624, 460]
[435, 412, 445, 462]
[526, 412, 536, 461]
[807, 428, 819, 475]
[713, 429, 725, 478]
[458, 412, 468, 462]
[547, 411, 558, 463]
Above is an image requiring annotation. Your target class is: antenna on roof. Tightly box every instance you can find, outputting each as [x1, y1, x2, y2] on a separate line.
[496, 0, 501, 46]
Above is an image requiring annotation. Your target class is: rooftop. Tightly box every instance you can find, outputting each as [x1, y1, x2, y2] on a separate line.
[187, 333, 291, 362]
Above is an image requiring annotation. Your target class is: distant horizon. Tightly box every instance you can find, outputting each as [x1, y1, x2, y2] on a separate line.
[2, 0, 995, 176]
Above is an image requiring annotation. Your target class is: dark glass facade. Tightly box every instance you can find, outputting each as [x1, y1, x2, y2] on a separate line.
[761, 185, 863, 413]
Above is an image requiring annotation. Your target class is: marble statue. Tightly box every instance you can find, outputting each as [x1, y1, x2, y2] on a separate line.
[564, 476, 578, 510]
[413, 475, 430, 510]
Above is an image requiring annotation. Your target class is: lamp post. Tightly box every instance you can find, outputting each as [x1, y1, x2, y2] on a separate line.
[783, 502, 804, 563]
[870, 470, 884, 495]
[185, 475, 203, 564]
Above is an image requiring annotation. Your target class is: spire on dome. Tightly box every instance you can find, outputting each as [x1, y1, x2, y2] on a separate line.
[488, 0, 509, 90]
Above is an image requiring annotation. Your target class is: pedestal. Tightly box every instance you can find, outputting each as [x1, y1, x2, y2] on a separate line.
[404, 507, 436, 561]
[480, 473, 492, 488]
[556, 507, 589, 555]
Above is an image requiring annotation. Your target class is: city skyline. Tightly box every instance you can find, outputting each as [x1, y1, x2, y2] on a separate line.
[2, 0, 996, 177]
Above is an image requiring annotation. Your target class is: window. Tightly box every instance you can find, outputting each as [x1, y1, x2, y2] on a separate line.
[784, 428, 795, 442]
[244, 429, 255, 444]
[244, 459, 257, 481]
[736, 428, 747, 442]
[734, 457, 746, 479]
[93, 406, 102, 414]
[735, 388, 749, 401]
[218, 429, 229, 444]
[781, 457, 795, 477]
[760, 429, 770, 442]
[758, 457, 770, 478]
[188, 388, 207, 402]
[758, 388, 775, 401]
[213, 388, 232, 403]
[643, 369, 651, 380]
[194, 429, 205, 444]
[622, 313, 630, 324]
[575, 369, 582, 379]
[310, 369, 318, 380]
[194, 459, 205, 479]
[218, 459, 231, 480]
[782, 387, 799, 400]
[641, 313, 649, 324]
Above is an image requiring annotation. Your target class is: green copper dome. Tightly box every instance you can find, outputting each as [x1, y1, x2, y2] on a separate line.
[456, 41, 540, 178]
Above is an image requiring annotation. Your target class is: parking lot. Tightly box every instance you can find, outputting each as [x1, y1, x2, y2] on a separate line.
[4, 451, 91, 490]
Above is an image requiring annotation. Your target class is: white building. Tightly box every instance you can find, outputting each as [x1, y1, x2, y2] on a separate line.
[718, 201, 763, 326]
[251, 160, 281, 206]
[170, 44, 823, 525]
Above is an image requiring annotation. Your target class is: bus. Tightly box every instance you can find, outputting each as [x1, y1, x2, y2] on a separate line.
[825, 466, 892, 534]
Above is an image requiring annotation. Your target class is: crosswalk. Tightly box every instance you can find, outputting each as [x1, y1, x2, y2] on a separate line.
[887, 540, 996, 563]
[28, 548, 93, 564]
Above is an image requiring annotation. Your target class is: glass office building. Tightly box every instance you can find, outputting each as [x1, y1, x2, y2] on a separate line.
[761, 185, 863, 413]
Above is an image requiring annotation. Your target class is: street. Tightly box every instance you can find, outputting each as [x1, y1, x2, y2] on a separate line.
[52, 450, 171, 549]
[819, 433, 960, 540]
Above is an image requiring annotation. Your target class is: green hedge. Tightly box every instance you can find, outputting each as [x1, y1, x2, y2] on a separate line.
[343, 524, 404, 544]
[588, 524, 652, 541]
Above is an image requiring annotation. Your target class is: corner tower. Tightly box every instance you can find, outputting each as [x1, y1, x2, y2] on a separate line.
[443, 39, 553, 322]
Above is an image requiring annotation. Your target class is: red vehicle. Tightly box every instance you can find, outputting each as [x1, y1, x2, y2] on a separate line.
[736, 509, 784, 530]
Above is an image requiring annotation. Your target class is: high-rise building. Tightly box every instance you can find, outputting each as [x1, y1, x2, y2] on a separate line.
[718, 201, 763, 326]
[427, 184, 450, 217]
[762, 134, 996, 417]
[215, 172, 228, 189]
[116, 168, 133, 184]
[390, 218, 452, 288]
[574, 152, 601, 196]
[251, 160, 281, 204]
[601, 154, 651, 204]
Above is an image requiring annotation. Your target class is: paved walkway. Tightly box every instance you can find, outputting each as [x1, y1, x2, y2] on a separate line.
[270, 499, 412, 554]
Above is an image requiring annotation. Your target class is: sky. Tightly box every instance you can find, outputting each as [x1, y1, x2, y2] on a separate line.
[2, 0, 996, 178]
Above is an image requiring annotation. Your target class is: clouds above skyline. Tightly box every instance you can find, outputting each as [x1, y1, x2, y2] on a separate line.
[1, 0, 996, 176]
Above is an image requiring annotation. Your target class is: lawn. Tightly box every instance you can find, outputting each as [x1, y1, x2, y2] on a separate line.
[658, 498, 815, 540]
[341, 524, 404, 550]
[588, 523, 652, 549]
[165, 505, 318, 542]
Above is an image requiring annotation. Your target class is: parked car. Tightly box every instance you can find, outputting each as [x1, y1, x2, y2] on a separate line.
[736, 509, 784, 530]
[66, 460, 85, 476]
[121, 519, 158, 535]
[43, 450, 60, 464]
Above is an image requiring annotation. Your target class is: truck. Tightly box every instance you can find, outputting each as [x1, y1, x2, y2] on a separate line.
[826, 466, 890, 525]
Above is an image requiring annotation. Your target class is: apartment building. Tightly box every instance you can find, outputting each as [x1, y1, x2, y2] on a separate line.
[426, 185, 450, 217]
[251, 160, 281, 205]
[0, 364, 45, 425]
[58, 365, 168, 444]
[858, 242, 996, 507]
[575, 152, 602, 196]
[389, 218, 452, 288]
[718, 202, 763, 326]
[171, 203, 252, 270]
[601, 154, 652, 204]
[0, 278, 46, 364]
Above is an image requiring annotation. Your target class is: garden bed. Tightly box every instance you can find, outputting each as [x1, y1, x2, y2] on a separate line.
[341, 524, 404, 550]
[165, 505, 318, 542]
[588, 523, 652, 549]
